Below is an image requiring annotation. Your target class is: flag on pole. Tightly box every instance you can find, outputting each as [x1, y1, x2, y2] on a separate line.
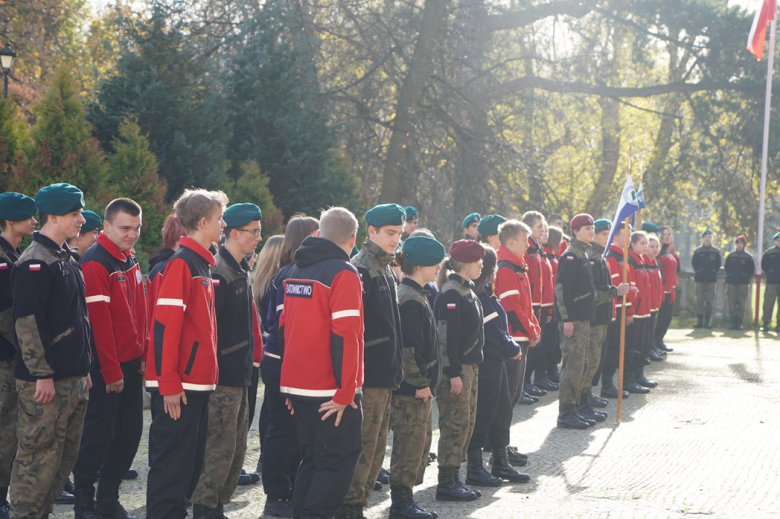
[748, 0, 777, 61]
[605, 175, 641, 252]
[631, 181, 646, 227]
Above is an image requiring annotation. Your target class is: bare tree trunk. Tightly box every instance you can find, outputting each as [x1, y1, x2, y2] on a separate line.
[379, 0, 446, 204]
[585, 96, 621, 217]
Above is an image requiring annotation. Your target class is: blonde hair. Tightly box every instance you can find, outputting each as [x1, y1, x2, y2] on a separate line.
[253, 235, 285, 314]
[320, 207, 358, 246]
[437, 256, 466, 288]
[498, 220, 531, 246]
[174, 189, 229, 231]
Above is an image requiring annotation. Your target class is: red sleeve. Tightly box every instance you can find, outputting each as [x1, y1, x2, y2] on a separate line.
[607, 256, 637, 313]
[252, 300, 263, 367]
[495, 267, 539, 340]
[330, 270, 364, 406]
[144, 276, 159, 363]
[626, 264, 638, 316]
[82, 260, 123, 384]
[152, 258, 191, 395]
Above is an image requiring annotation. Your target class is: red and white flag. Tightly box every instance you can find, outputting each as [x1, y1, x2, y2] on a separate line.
[748, 0, 777, 61]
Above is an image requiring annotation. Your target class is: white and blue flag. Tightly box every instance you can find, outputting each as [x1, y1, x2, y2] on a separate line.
[605, 175, 641, 252]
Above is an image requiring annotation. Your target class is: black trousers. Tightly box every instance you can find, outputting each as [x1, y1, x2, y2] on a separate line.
[146, 391, 210, 519]
[291, 397, 362, 519]
[468, 357, 511, 453]
[73, 359, 144, 487]
[601, 307, 624, 384]
[248, 365, 260, 428]
[625, 317, 649, 379]
[592, 321, 611, 387]
[534, 316, 558, 380]
[261, 356, 301, 497]
[656, 295, 674, 347]
[645, 312, 658, 358]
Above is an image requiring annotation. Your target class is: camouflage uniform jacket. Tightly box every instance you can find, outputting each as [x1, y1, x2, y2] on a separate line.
[396, 277, 440, 397]
[11, 232, 91, 381]
[554, 237, 597, 323]
[0, 236, 22, 360]
[351, 240, 403, 389]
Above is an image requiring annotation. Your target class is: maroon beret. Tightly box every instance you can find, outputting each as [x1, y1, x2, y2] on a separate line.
[570, 213, 594, 231]
[449, 240, 486, 263]
[735, 235, 746, 244]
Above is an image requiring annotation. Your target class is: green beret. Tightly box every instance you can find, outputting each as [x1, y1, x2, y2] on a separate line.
[774, 232, 780, 241]
[365, 204, 406, 227]
[80, 211, 102, 233]
[594, 219, 612, 234]
[402, 236, 445, 267]
[350, 244, 360, 258]
[461, 213, 480, 229]
[404, 206, 418, 221]
[702, 229, 712, 237]
[641, 222, 660, 233]
[224, 203, 262, 228]
[35, 183, 85, 216]
[478, 214, 506, 237]
[0, 192, 37, 221]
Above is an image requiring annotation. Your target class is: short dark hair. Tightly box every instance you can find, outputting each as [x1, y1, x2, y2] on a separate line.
[522, 211, 545, 228]
[0, 219, 5, 231]
[39, 212, 49, 226]
[548, 213, 562, 222]
[105, 198, 142, 223]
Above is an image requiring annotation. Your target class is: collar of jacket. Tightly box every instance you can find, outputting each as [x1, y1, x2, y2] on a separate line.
[217, 245, 249, 274]
[642, 253, 658, 265]
[33, 231, 73, 260]
[609, 244, 625, 256]
[401, 276, 429, 295]
[0, 235, 21, 259]
[179, 236, 217, 267]
[588, 241, 605, 257]
[497, 245, 527, 268]
[628, 249, 645, 265]
[569, 237, 589, 255]
[479, 283, 494, 297]
[527, 237, 541, 254]
[97, 231, 133, 262]
[362, 239, 395, 269]
[448, 273, 475, 290]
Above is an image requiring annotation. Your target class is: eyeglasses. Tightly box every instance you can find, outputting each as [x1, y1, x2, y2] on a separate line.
[234, 228, 262, 237]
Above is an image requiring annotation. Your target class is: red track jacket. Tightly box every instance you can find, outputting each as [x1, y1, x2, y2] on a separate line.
[659, 249, 679, 303]
[495, 245, 540, 343]
[606, 245, 637, 318]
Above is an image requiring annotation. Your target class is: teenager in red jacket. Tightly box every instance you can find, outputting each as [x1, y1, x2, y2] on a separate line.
[278, 207, 364, 519]
[520, 211, 546, 400]
[656, 226, 679, 352]
[74, 198, 146, 519]
[495, 220, 540, 409]
[145, 189, 227, 519]
[643, 232, 665, 364]
[625, 231, 653, 394]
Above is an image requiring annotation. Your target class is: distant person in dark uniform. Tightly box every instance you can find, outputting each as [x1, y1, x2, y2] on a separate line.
[724, 235, 753, 331]
[692, 230, 721, 329]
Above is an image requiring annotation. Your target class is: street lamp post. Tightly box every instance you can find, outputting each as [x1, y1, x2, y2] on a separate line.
[0, 44, 17, 100]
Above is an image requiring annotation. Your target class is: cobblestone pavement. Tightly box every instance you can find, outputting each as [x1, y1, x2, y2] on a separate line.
[47, 328, 780, 518]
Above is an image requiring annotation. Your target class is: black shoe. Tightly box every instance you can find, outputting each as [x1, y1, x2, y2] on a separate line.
[575, 405, 605, 423]
[574, 413, 597, 426]
[636, 375, 658, 388]
[736, 323, 744, 330]
[122, 469, 138, 480]
[648, 351, 664, 362]
[54, 488, 75, 505]
[263, 495, 294, 518]
[557, 413, 590, 429]
[436, 469, 478, 501]
[193, 504, 223, 519]
[237, 469, 259, 486]
[389, 485, 432, 519]
[518, 393, 536, 405]
[534, 377, 559, 391]
[588, 394, 608, 408]
[704, 315, 712, 329]
[693, 315, 704, 328]
[374, 480, 383, 491]
[185, 497, 192, 508]
[377, 467, 390, 484]
[526, 392, 539, 402]
[624, 381, 650, 394]
[335, 503, 364, 519]
[546, 370, 560, 383]
[524, 383, 546, 397]
[642, 356, 652, 366]
[600, 385, 629, 399]
[490, 448, 530, 483]
[96, 478, 138, 519]
[506, 448, 528, 467]
[660, 343, 673, 352]
[0, 503, 8, 519]
[74, 486, 100, 519]
[507, 446, 528, 460]
[761, 322, 771, 332]
[465, 451, 502, 487]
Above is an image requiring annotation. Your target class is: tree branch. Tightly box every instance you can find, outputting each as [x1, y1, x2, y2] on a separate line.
[484, 0, 597, 33]
[491, 75, 760, 99]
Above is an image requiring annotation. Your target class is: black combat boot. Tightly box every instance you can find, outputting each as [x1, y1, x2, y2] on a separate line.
[623, 372, 650, 394]
[635, 367, 658, 389]
[465, 450, 502, 487]
[73, 486, 100, 519]
[534, 377, 559, 391]
[435, 468, 478, 501]
[704, 313, 713, 329]
[490, 447, 530, 483]
[0, 486, 8, 519]
[262, 493, 293, 518]
[389, 485, 432, 519]
[576, 394, 606, 423]
[557, 403, 590, 429]
[588, 394, 608, 408]
[693, 315, 704, 328]
[761, 321, 771, 332]
[506, 446, 528, 467]
[377, 467, 390, 484]
[192, 504, 222, 519]
[95, 478, 138, 519]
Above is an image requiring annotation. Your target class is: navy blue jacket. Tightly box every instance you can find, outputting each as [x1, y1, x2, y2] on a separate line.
[477, 285, 521, 361]
[0, 236, 22, 361]
[263, 263, 294, 359]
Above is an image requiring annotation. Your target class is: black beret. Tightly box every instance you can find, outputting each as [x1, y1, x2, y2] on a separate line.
[0, 192, 37, 221]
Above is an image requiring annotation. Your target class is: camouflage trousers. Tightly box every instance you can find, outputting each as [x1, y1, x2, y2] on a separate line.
[191, 385, 249, 509]
[727, 284, 749, 321]
[343, 387, 392, 507]
[11, 376, 88, 519]
[436, 364, 478, 470]
[763, 284, 780, 324]
[0, 360, 17, 487]
[581, 324, 607, 397]
[558, 321, 590, 406]
[696, 282, 716, 315]
[389, 394, 432, 489]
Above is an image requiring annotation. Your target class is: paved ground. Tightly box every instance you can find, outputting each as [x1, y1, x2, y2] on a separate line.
[49, 327, 780, 518]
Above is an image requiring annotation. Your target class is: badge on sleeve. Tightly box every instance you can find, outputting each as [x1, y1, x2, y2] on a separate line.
[29, 264, 41, 271]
